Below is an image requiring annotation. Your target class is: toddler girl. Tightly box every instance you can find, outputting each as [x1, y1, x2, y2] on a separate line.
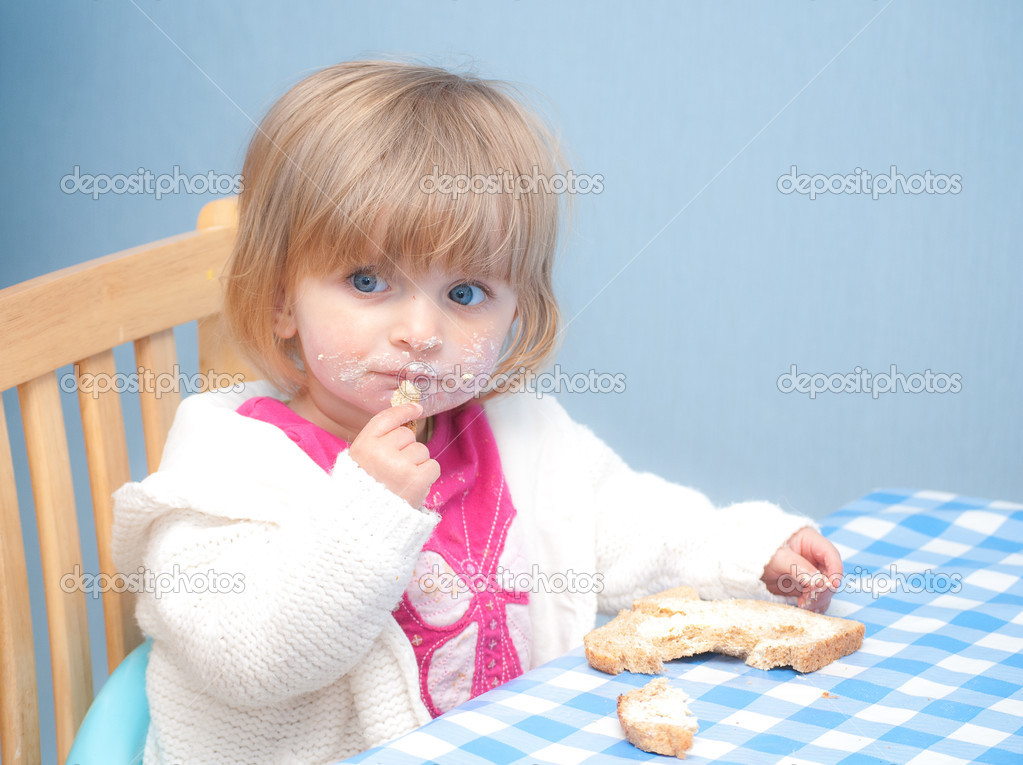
[113, 59, 843, 765]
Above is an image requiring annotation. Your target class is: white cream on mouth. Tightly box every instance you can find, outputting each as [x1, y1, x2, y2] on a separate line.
[403, 360, 437, 378]
[314, 331, 504, 404]
[315, 351, 406, 391]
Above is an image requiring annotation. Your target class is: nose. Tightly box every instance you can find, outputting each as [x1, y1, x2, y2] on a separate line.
[389, 295, 444, 354]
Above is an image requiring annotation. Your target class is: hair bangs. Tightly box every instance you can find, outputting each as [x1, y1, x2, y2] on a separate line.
[290, 72, 556, 292]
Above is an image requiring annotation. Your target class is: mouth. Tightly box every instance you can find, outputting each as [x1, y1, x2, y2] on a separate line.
[388, 367, 433, 382]
[378, 365, 439, 398]
[377, 361, 483, 399]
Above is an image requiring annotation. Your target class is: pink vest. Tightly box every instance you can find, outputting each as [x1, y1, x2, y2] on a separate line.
[236, 397, 529, 717]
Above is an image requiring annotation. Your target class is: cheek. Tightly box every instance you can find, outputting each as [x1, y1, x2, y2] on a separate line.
[295, 310, 373, 386]
[455, 332, 503, 375]
[422, 324, 512, 406]
[313, 350, 371, 384]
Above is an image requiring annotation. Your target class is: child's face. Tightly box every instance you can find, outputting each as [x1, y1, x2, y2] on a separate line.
[275, 261, 518, 438]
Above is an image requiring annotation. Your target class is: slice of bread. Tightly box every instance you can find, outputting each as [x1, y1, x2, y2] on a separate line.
[586, 586, 864, 675]
[617, 678, 697, 759]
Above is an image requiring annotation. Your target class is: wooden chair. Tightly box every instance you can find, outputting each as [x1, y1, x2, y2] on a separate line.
[0, 197, 252, 765]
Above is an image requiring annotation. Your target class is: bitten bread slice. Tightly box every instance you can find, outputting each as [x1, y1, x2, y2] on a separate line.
[617, 678, 697, 759]
[586, 586, 864, 675]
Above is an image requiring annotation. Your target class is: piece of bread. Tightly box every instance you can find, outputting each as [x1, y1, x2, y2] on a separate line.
[586, 586, 864, 675]
[390, 380, 420, 434]
[617, 678, 697, 759]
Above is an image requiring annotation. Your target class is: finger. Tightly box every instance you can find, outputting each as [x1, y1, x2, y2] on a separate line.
[377, 424, 417, 450]
[766, 546, 815, 597]
[816, 539, 844, 588]
[798, 534, 844, 590]
[362, 402, 423, 437]
[422, 457, 441, 484]
[393, 459, 441, 507]
[775, 547, 825, 608]
[397, 441, 435, 466]
[805, 586, 834, 614]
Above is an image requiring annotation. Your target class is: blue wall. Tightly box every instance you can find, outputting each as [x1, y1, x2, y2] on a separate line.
[2, 2, 1021, 761]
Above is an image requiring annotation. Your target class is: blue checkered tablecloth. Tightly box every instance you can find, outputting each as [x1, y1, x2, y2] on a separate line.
[343, 489, 1023, 764]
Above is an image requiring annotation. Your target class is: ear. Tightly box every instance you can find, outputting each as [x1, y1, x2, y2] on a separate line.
[273, 289, 298, 340]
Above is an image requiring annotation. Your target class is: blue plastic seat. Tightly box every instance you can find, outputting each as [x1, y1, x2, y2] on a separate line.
[65, 639, 151, 765]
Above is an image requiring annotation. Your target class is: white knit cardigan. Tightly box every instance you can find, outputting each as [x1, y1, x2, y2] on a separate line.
[112, 381, 811, 764]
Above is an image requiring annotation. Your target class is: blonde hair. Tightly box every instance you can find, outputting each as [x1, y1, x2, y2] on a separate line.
[224, 59, 570, 401]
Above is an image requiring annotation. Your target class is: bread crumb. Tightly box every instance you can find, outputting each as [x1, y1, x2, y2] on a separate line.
[390, 381, 420, 433]
[617, 678, 696, 759]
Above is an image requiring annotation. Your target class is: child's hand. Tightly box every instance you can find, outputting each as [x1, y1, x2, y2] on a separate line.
[761, 527, 844, 613]
[348, 403, 440, 508]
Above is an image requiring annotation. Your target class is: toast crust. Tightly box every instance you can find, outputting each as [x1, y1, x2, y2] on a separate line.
[586, 587, 864, 675]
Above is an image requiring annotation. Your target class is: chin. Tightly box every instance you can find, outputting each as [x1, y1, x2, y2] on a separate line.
[419, 390, 477, 417]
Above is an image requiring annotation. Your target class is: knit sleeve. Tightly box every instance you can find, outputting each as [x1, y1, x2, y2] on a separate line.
[589, 448, 815, 612]
[114, 450, 438, 709]
[511, 395, 814, 613]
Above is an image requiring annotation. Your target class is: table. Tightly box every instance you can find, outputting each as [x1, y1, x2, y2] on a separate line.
[344, 489, 1023, 764]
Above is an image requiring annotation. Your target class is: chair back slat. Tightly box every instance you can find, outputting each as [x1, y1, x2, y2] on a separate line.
[75, 353, 143, 670]
[0, 197, 240, 764]
[196, 196, 259, 387]
[0, 226, 235, 393]
[133, 330, 182, 475]
[0, 405, 42, 765]
[18, 373, 93, 765]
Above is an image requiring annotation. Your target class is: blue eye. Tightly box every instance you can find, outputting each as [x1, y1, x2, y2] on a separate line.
[449, 283, 486, 307]
[352, 272, 387, 293]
